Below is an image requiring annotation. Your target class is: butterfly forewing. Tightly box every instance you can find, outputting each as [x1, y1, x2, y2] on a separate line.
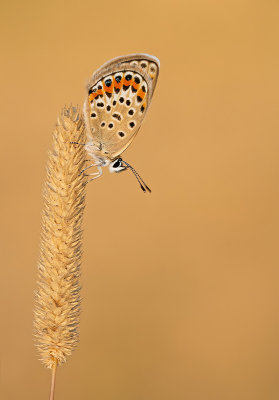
[83, 54, 159, 160]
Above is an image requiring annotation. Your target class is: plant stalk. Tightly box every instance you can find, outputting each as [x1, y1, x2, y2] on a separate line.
[49, 359, 57, 400]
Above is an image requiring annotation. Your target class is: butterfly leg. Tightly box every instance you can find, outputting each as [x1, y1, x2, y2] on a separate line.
[84, 166, 103, 183]
[79, 163, 96, 175]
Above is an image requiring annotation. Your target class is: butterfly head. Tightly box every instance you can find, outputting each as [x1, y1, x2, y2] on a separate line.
[109, 158, 126, 173]
[109, 158, 151, 193]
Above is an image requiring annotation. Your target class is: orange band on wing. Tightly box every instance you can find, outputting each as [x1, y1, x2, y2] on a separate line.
[89, 89, 104, 101]
[103, 81, 113, 93]
[137, 89, 146, 100]
[123, 78, 132, 87]
[132, 82, 140, 90]
[113, 77, 123, 90]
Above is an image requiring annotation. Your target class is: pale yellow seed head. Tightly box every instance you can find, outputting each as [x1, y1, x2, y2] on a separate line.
[34, 106, 86, 369]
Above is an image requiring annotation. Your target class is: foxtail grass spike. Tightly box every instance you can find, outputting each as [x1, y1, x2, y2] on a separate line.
[34, 106, 86, 370]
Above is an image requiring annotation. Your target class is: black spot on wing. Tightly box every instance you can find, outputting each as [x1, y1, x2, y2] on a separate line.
[105, 79, 112, 87]
[112, 113, 121, 121]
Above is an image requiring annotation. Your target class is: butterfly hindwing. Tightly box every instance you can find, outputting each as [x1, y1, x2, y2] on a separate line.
[84, 66, 150, 158]
[91, 53, 160, 95]
[83, 54, 160, 159]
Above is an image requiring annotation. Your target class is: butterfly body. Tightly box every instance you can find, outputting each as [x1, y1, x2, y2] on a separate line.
[82, 54, 160, 190]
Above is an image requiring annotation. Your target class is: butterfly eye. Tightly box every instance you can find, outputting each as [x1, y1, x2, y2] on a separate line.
[113, 159, 121, 168]
[109, 158, 125, 174]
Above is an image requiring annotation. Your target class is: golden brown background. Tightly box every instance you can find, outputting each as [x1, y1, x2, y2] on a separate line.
[1, 0, 279, 399]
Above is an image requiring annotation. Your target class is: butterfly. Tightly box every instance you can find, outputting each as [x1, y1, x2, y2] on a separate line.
[80, 53, 160, 192]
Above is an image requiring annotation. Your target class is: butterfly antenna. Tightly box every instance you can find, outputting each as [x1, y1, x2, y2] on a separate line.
[121, 160, 152, 193]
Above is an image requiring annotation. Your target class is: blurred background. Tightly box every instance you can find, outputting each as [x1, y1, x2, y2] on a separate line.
[1, 1, 279, 399]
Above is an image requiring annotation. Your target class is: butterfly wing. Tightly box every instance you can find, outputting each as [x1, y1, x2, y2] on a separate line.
[83, 54, 160, 160]
[91, 53, 160, 95]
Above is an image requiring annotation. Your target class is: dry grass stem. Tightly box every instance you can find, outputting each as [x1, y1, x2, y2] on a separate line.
[49, 360, 57, 400]
[34, 106, 86, 370]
